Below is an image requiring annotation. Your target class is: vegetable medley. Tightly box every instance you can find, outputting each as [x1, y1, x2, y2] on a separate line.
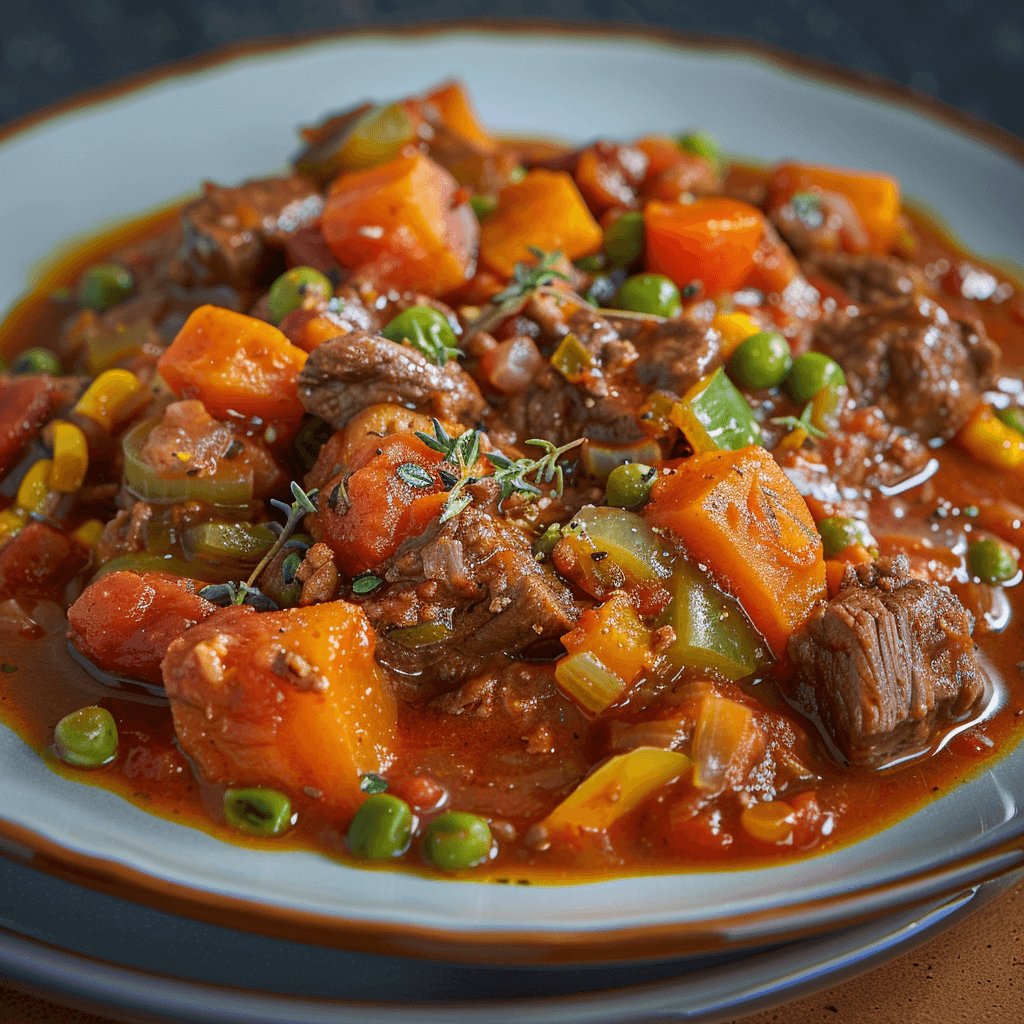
[2, 80, 1024, 878]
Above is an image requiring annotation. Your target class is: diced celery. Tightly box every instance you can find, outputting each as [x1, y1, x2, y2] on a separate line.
[555, 651, 629, 717]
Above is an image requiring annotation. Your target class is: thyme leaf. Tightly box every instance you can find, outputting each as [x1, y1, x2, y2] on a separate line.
[485, 437, 584, 502]
[770, 401, 828, 440]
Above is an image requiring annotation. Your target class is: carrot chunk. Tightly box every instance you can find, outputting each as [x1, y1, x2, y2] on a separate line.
[479, 169, 602, 277]
[321, 151, 478, 296]
[644, 197, 765, 295]
[422, 80, 498, 153]
[162, 601, 396, 818]
[157, 305, 307, 428]
[768, 162, 900, 253]
[645, 446, 826, 655]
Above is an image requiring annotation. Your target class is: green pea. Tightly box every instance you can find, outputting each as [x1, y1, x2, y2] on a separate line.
[995, 406, 1024, 437]
[347, 793, 413, 859]
[223, 787, 293, 837]
[267, 266, 333, 325]
[469, 194, 497, 220]
[727, 332, 793, 390]
[817, 516, 874, 559]
[614, 274, 682, 318]
[575, 252, 607, 274]
[606, 463, 657, 509]
[785, 352, 846, 404]
[78, 262, 134, 312]
[603, 211, 644, 267]
[423, 811, 493, 871]
[382, 305, 460, 366]
[677, 130, 724, 175]
[54, 706, 118, 768]
[11, 347, 62, 375]
[967, 537, 1018, 585]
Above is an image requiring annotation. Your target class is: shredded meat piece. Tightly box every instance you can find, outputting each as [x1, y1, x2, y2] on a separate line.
[96, 503, 153, 564]
[803, 252, 926, 305]
[180, 174, 323, 290]
[361, 486, 579, 687]
[298, 331, 486, 430]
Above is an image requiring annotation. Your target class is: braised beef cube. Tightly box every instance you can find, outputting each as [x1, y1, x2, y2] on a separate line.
[786, 556, 983, 766]
[180, 174, 324, 289]
[363, 493, 579, 687]
[298, 331, 485, 430]
[813, 296, 999, 440]
[803, 252, 925, 305]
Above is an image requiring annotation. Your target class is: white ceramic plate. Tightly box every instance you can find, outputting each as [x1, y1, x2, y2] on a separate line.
[2, 24, 1024, 965]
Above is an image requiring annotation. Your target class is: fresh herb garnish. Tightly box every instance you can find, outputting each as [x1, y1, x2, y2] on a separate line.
[1, 663, 17, 673]
[790, 191, 823, 228]
[199, 481, 318, 611]
[771, 401, 828, 440]
[466, 248, 570, 337]
[485, 437, 585, 502]
[359, 772, 388, 794]
[396, 462, 435, 489]
[351, 572, 383, 595]
[414, 419, 484, 524]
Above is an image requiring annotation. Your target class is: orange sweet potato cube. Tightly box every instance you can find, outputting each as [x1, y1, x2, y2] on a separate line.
[646, 446, 826, 655]
[158, 305, 307, 428]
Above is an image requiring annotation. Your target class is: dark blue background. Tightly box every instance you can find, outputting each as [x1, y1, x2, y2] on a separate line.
[1, 1, 1022, 138]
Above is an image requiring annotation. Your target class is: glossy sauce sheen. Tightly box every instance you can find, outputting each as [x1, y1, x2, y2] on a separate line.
[2, 168, 1024, 883]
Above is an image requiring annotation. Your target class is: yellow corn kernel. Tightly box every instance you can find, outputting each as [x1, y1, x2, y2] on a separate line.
[73, 368, 144, 431]
[15, 458, 53, 514]
[71, 518, 106, 549]
[0, 508, 27, 544]
[712, 312, 760, 359]
[955, 403, 1024, 472]
[49, 420, 89, 493]
[740, 799, 796, 844]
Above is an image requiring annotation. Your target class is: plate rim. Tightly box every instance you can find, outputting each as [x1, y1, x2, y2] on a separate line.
[1, 17, 1024, 965]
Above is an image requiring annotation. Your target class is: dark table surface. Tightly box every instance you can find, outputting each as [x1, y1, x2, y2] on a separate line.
[2, 0, 1023, 140]
[1, 2, 1023, 1022]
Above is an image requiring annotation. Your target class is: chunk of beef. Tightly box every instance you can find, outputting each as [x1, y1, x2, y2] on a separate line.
[813, 297, 999, 440]
[298, 331, 486, 430]
[632, 319, 722, 396]
[96, 502, 152, 564]
[818, 405, 931, 491]
[501, 298, 720, 448]
[785, 556, 983, 766]
[362, 491, 580, 687]
[804, 252, 925, 305]
[180, 175, 324, 290]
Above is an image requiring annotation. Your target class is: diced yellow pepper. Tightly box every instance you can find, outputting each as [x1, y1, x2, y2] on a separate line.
[49, 421, 89, 493]
[712, 311, 760, 358]
[0, 508, 27, 544]
[71, 519, 106, 549]
[15, 459, 53, 514]
[73, 368, 144, 431]
[955, 403, 1024, 472]
[740, 799, 796, 844]
[544, 747, 691, 833]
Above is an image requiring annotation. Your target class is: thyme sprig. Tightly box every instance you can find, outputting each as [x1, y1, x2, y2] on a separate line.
[485, 437, 585, 502]
[770, 401, 828, 440]
[199, 481, 319, 611]
[466, 248, 570, 337]
[414, 419, 484, 524]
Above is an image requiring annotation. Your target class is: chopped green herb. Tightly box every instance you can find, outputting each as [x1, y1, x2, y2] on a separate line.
[352, 573, 383, 595]
[396, 462, 435, 489]
[485, 437, 584, 503]
[1, 663, 17, 673]
[790, 191, 823, 228]
[360, 772, 389, 794]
